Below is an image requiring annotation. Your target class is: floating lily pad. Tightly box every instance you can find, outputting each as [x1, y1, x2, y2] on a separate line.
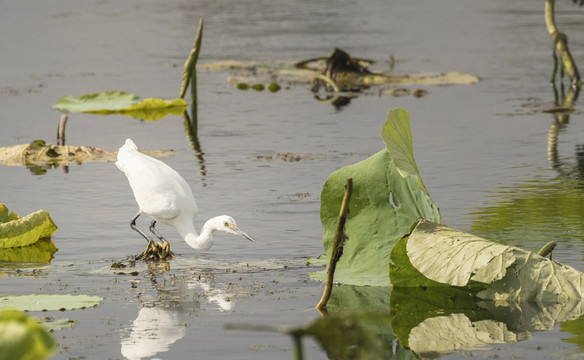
[0, 294, 102, 311]
[0, 204, 57, 249]
[52, 91, 187, 121]
[0, 310, 55, 360]
[40, 317, 75, 331]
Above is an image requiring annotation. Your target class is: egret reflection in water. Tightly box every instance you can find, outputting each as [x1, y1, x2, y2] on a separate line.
[121, 302, 196, 360]
[120, 276, 236, 360]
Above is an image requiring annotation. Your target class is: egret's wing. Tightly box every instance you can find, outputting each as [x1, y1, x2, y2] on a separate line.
[117, 146, 198, 220]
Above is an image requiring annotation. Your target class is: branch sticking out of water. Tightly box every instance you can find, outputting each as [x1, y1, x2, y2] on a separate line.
[316, 178, 353, 311]
[57, 114, 67, 146]
[179, 18, 204, 99]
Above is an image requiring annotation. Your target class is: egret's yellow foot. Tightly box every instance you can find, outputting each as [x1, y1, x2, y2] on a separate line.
[158, 241, 175, 259]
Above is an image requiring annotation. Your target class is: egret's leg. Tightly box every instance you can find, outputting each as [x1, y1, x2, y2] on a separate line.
[149, 220, 174, 258]
[149, 220, 168, 243]
[130, 212, 151, 243]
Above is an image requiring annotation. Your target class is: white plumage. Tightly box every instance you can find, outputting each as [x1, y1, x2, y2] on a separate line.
[116, 138, 254, 252]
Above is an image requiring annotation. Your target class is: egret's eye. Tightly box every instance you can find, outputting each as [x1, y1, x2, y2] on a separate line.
[223, 221, 229, 227]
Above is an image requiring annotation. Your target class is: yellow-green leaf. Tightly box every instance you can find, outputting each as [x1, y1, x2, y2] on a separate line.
[52, 91, 186, 121]
[0, 204, 57, 248]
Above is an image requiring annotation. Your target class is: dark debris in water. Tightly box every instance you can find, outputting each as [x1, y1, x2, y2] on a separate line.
[255, 152, 316, 162]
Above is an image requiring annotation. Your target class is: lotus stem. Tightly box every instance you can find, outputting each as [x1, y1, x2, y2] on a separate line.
[545, 0, 581, 87]
[537, 241, 557, 258]
[179, 18, 204, 99]
[314, 74, 340, 92]
[316, 178, 353, 310]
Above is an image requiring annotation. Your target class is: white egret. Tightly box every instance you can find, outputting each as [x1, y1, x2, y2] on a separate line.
[116, 138, 254, 257]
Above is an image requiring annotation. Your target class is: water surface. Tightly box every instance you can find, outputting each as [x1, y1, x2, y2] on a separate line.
[2, 0, 584, 358]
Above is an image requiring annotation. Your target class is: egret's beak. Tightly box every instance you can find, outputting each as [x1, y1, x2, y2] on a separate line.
[228, 226, 255, 242]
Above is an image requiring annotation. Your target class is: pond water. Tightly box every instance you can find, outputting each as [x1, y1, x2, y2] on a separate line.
[2, 0, 584, 359]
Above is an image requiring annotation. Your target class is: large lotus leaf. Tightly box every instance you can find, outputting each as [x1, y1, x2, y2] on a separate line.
[0, 310, 55, 360]
[0, 204, 57, 249]
[0, 294, 102, 311]
[52, 91, 186, 121]
[391, 219, 584, 302]
[310, 108, 441, 286]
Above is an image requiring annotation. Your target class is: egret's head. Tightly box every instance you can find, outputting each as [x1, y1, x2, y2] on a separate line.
[215, 215, 255, 242]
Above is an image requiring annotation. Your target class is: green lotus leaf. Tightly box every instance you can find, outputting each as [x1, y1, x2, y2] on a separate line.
[0, 294, 102, 312]
[310, 108, 441, 286]
[53, 91, 141, 112]
[52, 91, 187, 121]
[0, 204, 57, 249]
[0, 310, 55, 360]
[0, 204, 19, 223]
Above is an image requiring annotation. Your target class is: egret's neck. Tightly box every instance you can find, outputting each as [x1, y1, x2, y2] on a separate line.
[176, 219, 215, 251]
